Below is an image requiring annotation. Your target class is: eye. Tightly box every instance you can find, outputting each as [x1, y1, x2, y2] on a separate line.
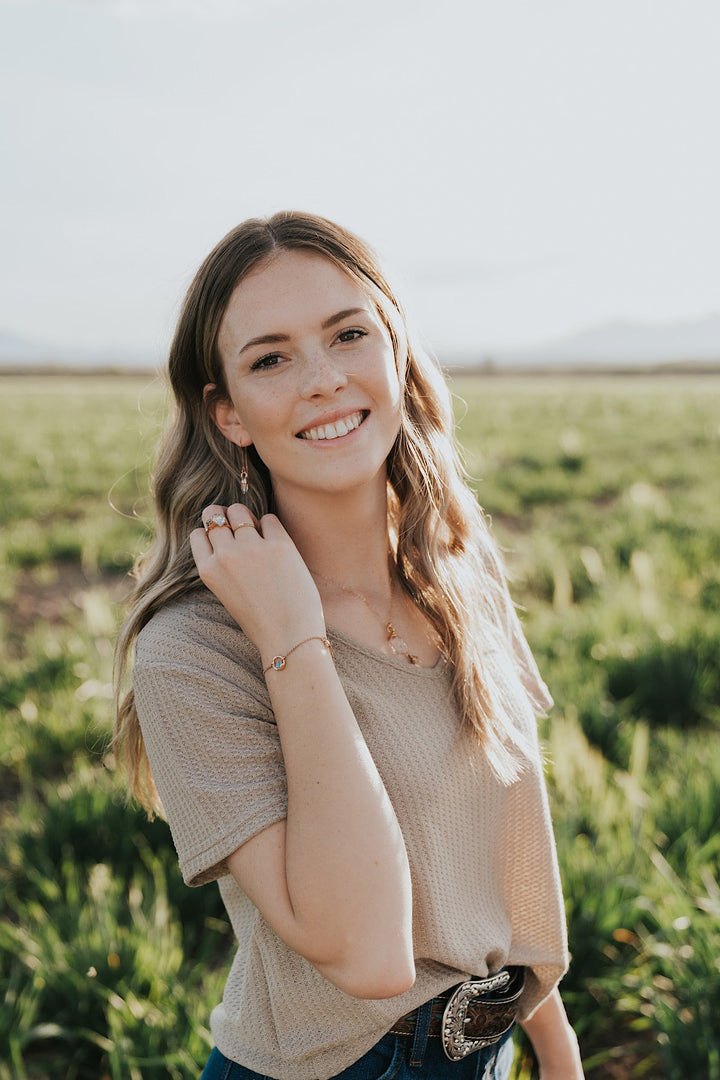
[336, 328, 368, 344]
[250, 352, 282, 371]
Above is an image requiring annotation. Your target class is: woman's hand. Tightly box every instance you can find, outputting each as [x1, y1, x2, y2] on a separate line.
[190, 503, 326, 662]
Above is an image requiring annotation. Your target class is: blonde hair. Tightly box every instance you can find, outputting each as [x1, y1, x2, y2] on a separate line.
[114, 211, 530, 815]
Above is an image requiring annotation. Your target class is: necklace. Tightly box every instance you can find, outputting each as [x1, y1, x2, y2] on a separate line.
[311, 568, 421, 665]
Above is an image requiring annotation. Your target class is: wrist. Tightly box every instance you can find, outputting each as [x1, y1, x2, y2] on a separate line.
[262, 633, 334, 677]
[252, 612, 326, 663]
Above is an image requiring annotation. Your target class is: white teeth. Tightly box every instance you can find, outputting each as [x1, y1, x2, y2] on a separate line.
[299, 411, 364, 441]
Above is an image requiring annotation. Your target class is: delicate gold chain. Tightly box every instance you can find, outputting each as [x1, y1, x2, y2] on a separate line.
[263, 635, 334, 676]
[310, 568, 421, 665]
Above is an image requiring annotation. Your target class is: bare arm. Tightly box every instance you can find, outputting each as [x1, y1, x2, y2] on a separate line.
[191, 508, 415, 999]
[520, 988, 584, 1079]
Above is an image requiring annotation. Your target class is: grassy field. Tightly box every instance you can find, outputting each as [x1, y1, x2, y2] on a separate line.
[1, 372, 719, 1080]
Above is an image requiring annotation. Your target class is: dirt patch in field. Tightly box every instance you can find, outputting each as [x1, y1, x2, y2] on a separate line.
[487, 510, 532, 534]
[4, 562, 132, 644]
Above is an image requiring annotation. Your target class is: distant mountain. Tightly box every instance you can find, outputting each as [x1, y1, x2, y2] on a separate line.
[524, 313, 720, 366]
[0, 329, 67, 363]
[447, 312, 720, 370]
[0, 329, 156, 370]
[4, 312, 720, 372]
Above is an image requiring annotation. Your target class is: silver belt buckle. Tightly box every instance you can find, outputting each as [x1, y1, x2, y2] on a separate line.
[441, 971, 511, 1062]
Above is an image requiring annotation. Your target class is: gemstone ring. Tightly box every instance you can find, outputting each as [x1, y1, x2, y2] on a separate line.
[204, 513, 230, 534]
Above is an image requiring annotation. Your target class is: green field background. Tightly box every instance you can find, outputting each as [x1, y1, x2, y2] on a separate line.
[1, 374, 719, 1080]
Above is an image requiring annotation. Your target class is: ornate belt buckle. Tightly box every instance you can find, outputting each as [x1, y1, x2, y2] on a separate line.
[441, 971, 511, 1062]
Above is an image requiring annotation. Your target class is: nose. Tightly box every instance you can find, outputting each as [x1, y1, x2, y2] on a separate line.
[300, 349, 348, 398]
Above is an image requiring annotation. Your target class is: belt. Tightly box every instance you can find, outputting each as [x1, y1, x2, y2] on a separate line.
[389, 967, 525, 1061]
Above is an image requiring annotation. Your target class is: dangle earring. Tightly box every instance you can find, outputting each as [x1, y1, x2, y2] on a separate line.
[240, 446, 249, 497]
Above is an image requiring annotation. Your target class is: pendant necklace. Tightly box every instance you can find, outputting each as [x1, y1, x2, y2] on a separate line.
[311, 568, 421, 665]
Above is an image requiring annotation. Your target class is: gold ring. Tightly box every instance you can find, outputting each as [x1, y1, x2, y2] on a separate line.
[204, 513, 229, 534]
[232, 522, 256, 535]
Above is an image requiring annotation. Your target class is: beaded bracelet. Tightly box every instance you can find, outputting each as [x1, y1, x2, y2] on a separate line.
[263, 635, 334, 675]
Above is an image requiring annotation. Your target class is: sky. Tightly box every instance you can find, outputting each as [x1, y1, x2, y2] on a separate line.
[2, 0, 720, 362]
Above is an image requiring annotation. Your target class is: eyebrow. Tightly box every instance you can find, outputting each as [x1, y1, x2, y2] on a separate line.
[239, 307, 368, 355]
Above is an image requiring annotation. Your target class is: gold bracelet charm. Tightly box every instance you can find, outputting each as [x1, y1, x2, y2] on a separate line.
[263, 636, 334, 675]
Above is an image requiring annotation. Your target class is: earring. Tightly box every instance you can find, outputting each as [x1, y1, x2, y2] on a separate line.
[240, 446, 249, 497]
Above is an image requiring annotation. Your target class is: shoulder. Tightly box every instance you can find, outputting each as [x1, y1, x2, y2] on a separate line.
[137, 587, 242, 656]
[134, 587, 261, 681]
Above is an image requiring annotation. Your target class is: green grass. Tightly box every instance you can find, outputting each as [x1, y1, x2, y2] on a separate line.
[1, 372, 719, 1079]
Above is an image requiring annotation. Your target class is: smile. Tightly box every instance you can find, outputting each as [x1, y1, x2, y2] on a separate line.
[297, 410, 367, 441]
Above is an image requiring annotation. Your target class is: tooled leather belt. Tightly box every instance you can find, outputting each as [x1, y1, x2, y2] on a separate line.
[389, 967, 525, 1061]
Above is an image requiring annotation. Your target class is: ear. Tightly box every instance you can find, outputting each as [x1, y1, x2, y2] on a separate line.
[204, 384, 252, 448]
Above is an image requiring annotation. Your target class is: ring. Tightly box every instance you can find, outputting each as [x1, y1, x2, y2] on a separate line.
[204, 513, 230, 534]
[232, 523, 256, 535]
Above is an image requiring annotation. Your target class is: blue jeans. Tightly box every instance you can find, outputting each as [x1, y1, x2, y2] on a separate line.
[200, 1005, 515, 1080]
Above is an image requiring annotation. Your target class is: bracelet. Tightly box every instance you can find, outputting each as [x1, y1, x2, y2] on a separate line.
[263, 635, 334, 675]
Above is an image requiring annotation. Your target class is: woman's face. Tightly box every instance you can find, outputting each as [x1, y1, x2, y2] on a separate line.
[212, 249, 403, 507]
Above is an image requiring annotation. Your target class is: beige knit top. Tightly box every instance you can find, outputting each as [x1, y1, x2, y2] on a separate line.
[133, 586, 568, 1080]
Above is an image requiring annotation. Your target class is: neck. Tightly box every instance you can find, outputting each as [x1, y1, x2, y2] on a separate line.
[272, 479, 393, 588]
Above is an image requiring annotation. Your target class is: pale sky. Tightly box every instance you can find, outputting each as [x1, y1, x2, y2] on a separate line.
[2, 0, 719, 361]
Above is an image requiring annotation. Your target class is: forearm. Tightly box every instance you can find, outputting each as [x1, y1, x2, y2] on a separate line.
[266, 638, 414, 995]
[193, 510, 414, 996]
[520, 988, 584, 1079]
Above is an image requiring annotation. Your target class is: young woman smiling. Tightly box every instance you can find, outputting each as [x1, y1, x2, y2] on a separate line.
[114, 212, 583, 1080]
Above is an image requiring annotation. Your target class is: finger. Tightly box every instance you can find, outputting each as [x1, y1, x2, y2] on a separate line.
[226, 503, 260, 536]
[257, 513, 288, 540]
[189, 525, 212, 566]
[200, 503, 228, 528]
[200, 505, 235, 543]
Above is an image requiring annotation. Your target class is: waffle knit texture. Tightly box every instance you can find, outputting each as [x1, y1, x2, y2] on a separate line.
[133, 586, 568, 1080]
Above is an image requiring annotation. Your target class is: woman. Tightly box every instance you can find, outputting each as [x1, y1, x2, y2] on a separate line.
[114, 212, 583, 1080]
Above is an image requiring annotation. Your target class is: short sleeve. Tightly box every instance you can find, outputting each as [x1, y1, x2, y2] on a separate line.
[132, 596, 287, 887]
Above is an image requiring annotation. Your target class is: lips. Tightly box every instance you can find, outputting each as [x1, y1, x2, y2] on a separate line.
[297, 410, 367, 441]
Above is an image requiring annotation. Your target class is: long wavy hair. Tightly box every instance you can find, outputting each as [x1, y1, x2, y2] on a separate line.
[114, 211, 532, 816]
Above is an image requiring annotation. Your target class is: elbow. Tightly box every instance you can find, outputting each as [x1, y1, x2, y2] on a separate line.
[342, 962, 416, 1001]
[317, 950, 416, 1000]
